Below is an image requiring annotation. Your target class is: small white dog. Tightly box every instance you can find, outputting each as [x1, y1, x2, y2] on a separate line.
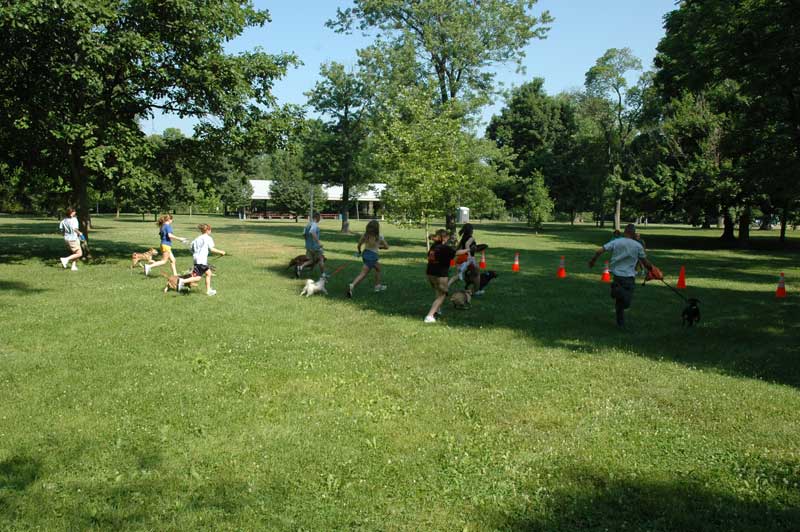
[300, 274, 329, 297]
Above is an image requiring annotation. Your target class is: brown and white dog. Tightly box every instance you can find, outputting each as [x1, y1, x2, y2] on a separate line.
[131, 248, 158, 270]
[288, 254, 309, 270]
[161, 272, 199, 293]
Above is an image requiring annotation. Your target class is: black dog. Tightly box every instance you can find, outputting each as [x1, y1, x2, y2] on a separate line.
[682, 298, 701, 326]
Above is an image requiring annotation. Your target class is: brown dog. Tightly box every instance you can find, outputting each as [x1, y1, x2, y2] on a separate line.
[161, 272, 199, 293]
[131, 248, 158, 270]
[288, 254, 308, 270]
[450, 289, 473, 309]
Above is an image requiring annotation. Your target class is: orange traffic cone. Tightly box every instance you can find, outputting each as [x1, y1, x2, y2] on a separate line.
[676, 265, 687, 289]
[600, 261, 611, 283]
[557, 256, 567, 278]
[479, 250, 487, 269]
[776, 272, 787, 298]
[512, 252, 520, 272]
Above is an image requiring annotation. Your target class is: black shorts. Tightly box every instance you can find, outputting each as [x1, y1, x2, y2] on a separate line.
[192, 263, 210, 277]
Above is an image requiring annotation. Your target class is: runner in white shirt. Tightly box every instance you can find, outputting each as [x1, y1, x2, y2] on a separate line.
[177, 223, 226, 296]
[58, 207, 83, 271]
[588, 223, 662, 328]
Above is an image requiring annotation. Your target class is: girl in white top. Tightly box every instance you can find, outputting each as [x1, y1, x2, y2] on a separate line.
[58, 207, 83, 271]
[177, 223, 225, 296]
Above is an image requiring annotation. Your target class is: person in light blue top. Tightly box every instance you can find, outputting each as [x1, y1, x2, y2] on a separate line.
[297, 212, 325, 278]
[58, 207, 83, 271]
[589, 223, 661, 328]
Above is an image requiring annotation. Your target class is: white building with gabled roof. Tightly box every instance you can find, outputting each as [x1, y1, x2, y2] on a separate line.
[248, 180, 386, 218]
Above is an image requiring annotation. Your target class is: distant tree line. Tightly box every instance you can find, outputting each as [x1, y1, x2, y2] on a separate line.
[1, 0, 796, 251]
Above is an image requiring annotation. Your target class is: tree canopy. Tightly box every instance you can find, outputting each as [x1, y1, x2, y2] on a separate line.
[328, 0, 552, 108]
[0, 0, 300, 252]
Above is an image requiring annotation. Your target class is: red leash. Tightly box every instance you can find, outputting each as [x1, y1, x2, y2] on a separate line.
[327, 263, 348, 277]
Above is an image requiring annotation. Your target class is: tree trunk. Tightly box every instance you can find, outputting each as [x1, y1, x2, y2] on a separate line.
[340, 179, 350, 233]
[424, 216, 430, 253]
[779, 205, 788, 244]
[614, 196, 621, 231]
[720, 211, 735, 242]
[445, 212, 456, 239]
[69, 143, 92, 259]
[570, 209, 576, 226]
[738, 208, 751, 244]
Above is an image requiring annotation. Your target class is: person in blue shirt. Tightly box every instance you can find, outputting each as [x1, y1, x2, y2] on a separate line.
[296, 212, 325, 278]
[144, 214, 187, 277]
[589, 223, 661, 328]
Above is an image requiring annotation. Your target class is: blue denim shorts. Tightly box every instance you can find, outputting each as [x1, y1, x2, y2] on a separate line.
[362, 249, 379, 269]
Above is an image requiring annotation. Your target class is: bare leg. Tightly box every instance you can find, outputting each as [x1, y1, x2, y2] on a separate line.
[63, 248, 82, 264]
[351, 265, 370, 290]
[149, 251, 171, 271]
[372, 263, 382, 287]
[426, 293, 448, 319]
[181, 274, 202, 285]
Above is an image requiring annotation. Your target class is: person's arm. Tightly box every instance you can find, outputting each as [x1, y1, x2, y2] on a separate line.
[167, 232, 186, 243]
[379, 236, 389, 250]
[356, 235, 365, 255]
[210, 247, 226, 256]
[588, 247, 606, 267]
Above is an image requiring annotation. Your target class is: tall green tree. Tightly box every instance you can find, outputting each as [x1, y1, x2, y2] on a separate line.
[373, 86, 504, 240]
[486, 79, 587, 223]
[329, 0, 551, 108]
[305, 62, 371, 233]
[583, 48, 646, 230]
[0, 0, 298, 255]
[330, 0, 552, 231]
[654, 0, 800, 243]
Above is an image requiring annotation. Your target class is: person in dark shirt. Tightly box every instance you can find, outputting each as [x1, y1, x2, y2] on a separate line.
[424, 229, 468, 323]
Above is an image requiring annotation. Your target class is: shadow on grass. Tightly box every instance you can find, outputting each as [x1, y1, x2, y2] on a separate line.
[0, 456, 41, 492]
[488, 467, 800, 531]
[2, 217, 798, 388]
[0, 443, 292, 529]
[527, 222, 800, 252]
[213, 219, 429, 249]
[0, 280, 49, 295]
[0, 224, 164, 266]
[316, 240, 800, 388]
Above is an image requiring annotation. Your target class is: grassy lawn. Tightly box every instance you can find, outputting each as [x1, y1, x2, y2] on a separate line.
[1, 214, 799, 531]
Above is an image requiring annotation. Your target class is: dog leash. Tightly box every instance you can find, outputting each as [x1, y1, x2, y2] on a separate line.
[326, 263, 348, 277]
[644, 275, 688, 302]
